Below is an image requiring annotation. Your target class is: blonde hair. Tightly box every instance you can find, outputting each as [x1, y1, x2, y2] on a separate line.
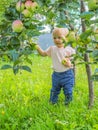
[52, 27, 69, 37]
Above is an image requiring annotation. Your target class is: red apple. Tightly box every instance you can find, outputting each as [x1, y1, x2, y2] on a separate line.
[31, 2, 38, 11]
[12, 20, 23, 33]
[16, 1, 24, 12]
[25, 0, 38, 11]
[25, 0, 33, 10]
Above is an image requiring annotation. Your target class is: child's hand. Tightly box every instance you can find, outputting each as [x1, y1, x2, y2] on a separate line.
[33, 44, 39, 50]
[62, 58, 73, 68]
[28, 38, 39, 50]
[29, 42, 39, 50]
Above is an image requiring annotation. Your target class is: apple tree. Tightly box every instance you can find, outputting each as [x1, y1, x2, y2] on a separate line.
[0, 0, 43, 74]
[78, 0, 98, 108]
[0, 0, 98, 108]
[36, 0, 98, 108]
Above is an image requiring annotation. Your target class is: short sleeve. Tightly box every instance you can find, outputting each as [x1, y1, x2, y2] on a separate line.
[65, 46, 76, 56]
[45, 46, 52, 57]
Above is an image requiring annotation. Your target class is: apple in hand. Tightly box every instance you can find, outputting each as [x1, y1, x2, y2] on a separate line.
[34, 44, 39, 49]
[30, 44, 39, 50]
[62, 58, 72, 67]
[62, 59, 67, 65]
[29, 39, 39, 50]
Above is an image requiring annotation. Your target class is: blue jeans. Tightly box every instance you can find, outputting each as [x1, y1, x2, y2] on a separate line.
[50, 69, 74, 103]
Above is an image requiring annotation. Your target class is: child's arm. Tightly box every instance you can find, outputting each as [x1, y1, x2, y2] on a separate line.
[36, 45, 48, 56]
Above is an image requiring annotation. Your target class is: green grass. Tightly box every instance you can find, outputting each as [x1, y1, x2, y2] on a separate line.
[0, 55, 98, 130]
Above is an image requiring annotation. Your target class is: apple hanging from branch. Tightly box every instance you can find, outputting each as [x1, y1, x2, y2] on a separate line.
[67, 31, 76, 43]
[25, 0, 38, 12]
[22, 9, 32, 17]
[16, 1, 25, 12]
[12, 20, 24, 33]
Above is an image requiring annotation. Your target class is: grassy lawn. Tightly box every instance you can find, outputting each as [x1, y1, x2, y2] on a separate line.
[0, 54, 98, 130]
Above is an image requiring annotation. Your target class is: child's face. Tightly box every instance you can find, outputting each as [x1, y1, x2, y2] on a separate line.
[52, 28, 68, 48]
[53, 33, 65, 48]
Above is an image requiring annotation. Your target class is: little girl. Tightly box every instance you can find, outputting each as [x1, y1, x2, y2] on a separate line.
[36, 27, 75, 105]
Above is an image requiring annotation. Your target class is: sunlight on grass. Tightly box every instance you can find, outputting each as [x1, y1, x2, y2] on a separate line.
[0, 55, 98, 130]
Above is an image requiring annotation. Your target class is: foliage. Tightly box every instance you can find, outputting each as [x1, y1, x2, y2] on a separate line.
[0, 0, 98, 81]
[0, 0, 13, 21]
[0, 0, 42, 74]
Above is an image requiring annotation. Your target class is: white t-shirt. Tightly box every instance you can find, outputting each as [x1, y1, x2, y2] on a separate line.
[45, 46, 75, 72]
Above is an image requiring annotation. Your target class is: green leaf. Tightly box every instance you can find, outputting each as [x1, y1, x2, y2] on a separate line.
[25, 57, 32, 65]
[10, 37, 20, 46]
[14, 59, 21, 66]
[91, 75, 98, 81]
[80, 11, 94, 20]
[20, 66, 32, 73]
[8, 50, 19, 62]
[86, 49, 93, 53]
[13, 65, 19, 75]
[94, 68, 98, 74]
[90, 19, 98, 24]
[80, 29, 92, 40]
[1, 64, 12, 70]
[92, 50, 98, 57]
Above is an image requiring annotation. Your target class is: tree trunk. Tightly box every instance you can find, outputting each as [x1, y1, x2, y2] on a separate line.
[80, 0, 94, 108]
[84, 53, 94, 108]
